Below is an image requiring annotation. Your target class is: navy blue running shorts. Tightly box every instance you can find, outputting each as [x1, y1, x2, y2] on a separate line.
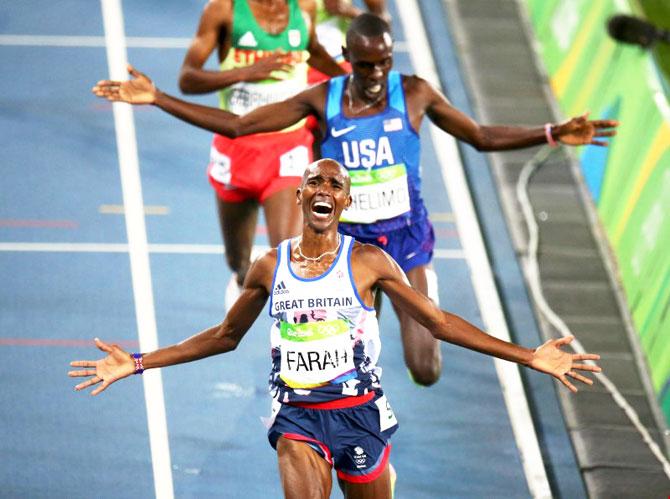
[345, 217, 435, 273]
[267, 393, 399, 483]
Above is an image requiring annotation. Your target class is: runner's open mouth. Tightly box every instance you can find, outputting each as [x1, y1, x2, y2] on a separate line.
[312, 201, 334, 217]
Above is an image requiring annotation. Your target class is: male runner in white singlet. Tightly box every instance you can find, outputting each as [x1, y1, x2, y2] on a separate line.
[70, 160, 601, 499]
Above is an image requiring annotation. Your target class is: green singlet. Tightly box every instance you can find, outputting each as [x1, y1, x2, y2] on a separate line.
[219, 0, 310, 131]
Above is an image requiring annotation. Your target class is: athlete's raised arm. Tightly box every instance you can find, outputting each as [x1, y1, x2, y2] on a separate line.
[92, 65, 327, 138]
[406, 75, 618, 151]
[68, 250, 276, 395]
[351, 242, 602, 392]
[300, 0, 348, 77]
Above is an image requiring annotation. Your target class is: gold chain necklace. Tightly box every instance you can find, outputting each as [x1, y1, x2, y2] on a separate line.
[346, 77, 384, 115]
[295, 234, 341, 262]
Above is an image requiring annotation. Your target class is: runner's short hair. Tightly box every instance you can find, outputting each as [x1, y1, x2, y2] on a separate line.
[346, 13, 392, 47]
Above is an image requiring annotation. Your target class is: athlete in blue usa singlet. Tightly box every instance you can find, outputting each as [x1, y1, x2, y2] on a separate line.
[321, 71, 435, 273]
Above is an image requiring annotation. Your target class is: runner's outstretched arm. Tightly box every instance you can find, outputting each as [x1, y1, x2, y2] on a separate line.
[93, 65, 323, 138]
[354, 243, 602, 392]
[322, 0, 390, 23]
[410, 76, 618, 150]
[68, 250, 276, 395]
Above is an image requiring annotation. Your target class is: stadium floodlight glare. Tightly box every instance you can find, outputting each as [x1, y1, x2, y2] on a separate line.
[607, 14, 670, 48]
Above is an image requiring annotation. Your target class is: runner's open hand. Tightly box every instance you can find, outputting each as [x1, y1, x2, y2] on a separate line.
[68, 338, 135, 395]
[92, 64, 157, 104]
[554, 112, 618, 147]
[528, 336, 601, 392]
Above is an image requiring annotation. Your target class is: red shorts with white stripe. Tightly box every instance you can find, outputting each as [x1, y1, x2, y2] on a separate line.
[207, 126, 314, 203]
[267, 391, 398, 483]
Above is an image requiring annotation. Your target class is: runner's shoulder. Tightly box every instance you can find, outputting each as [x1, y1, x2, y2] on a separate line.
[401, 74, 434, 94]
[351, 241, 402, 281]
[245, 247, 279, 292]
[202, 0, 233, 25]
[351, 241, 393, 266]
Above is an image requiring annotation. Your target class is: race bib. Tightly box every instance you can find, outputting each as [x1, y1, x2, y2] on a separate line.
[209, 146, 232, 185]
[375, 395, 398, 432]
[280, 145, 310, 177]
[340, 164, 411, 224]
[225, 78, 303, 115]
[279, 319, 354, 388]
[260, 398, 282, 430]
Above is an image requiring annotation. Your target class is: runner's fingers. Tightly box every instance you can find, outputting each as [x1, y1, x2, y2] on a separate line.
[571, 363, 601, 372]
[92, 85, 119, 98]
[68, 369, 97, 378]
[69, 360, 96, 368]
[94, 80, 119, 90]
[574, 353, 600, 361]
[590, 140, 608, 147]
[595, 130, 616, 137]
[567, 371, 593, 385]
[554, 335, 574, 347]
[74, 377, 102, 391]
[127, 64, 142, 78]
[91, 381, 109, 396]
[95, 338, 113, 353]
[559, 374, 578, 393]
[592, 119, 618, 128]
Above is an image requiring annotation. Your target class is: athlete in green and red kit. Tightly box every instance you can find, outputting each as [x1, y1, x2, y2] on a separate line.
[178, 0, 344, 309]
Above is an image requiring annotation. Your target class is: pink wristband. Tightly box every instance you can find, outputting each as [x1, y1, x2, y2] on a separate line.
[544, 123, 558, 147]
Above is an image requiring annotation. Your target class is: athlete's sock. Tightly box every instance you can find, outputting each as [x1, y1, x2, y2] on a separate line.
[425, 267, 440, 306]
[225, 273, 243, 313]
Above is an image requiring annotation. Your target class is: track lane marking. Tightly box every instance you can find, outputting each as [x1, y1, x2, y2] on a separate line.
[0, 242, 467, 259]
[100, 1, 174, 497]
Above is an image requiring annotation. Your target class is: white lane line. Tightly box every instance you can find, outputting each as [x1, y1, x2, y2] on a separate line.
[0, 34, 409, 52]
[0, 34, 191, 48]
[100, 1, 174, 498]
[0, 242, 129, 253]
[0, 242, 467, 259]
[99, 204, 171, 215]
[395, 1, 551, 497]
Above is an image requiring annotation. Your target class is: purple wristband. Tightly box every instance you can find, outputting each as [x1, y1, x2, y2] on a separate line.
[132, 353, 144, 374]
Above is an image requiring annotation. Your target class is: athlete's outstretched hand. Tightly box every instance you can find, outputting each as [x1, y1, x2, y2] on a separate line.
[554, 112, 618, 147]
[69, 338, 135, 395]
[528, 336, 601, 392]
[92, 64, 156, 105]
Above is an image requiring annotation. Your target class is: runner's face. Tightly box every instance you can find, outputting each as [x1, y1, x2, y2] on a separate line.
[298, 161, 351, 232]
[346, 33, 393, 101]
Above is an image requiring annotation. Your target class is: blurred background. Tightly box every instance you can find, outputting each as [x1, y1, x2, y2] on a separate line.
[0, 0, 668, 497]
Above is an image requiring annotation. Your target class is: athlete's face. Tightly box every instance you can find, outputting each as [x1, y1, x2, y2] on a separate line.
[297, 160, 352, 232]
[344, 33, 394, 101]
